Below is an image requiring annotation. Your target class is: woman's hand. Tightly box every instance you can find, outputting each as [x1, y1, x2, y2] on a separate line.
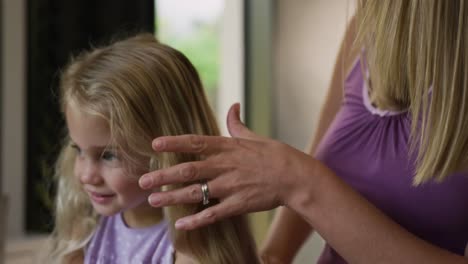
[139, 103, 318, 230]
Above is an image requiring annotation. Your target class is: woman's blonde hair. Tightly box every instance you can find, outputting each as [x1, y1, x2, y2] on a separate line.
[356, 0, 468, 184]
[48, 33, 259, 263]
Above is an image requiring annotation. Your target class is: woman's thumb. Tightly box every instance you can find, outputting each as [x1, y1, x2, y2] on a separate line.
[226, 103, 257, 139]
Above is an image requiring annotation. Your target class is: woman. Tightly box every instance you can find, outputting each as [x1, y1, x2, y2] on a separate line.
[139, 1, 468, 263]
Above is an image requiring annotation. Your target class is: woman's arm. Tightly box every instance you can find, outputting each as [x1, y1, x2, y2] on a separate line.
[289, 162, 468, 264]
[261, 16, 359, 263]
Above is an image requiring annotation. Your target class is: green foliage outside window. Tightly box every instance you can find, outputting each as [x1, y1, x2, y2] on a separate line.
[156, 19, 220, 109]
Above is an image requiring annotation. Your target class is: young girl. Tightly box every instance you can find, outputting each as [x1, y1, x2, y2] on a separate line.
[47, 33, 259, 263]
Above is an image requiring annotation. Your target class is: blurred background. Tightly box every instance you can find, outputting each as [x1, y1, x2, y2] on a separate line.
[0, 0, 353, 263]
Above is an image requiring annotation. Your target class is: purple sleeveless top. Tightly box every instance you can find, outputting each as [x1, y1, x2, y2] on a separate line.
[84, 213, 173, 264]
[315, 58, 468, 263]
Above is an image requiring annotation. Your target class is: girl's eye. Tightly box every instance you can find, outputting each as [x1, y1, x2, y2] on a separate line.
[70, 144, 81, 154]
[101, 151, 118, 161]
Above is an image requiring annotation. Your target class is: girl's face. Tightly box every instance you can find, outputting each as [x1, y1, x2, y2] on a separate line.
[66, 106, 154, 222]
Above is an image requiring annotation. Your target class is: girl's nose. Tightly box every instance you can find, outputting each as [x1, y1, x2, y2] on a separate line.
[77, 159, 103, 185]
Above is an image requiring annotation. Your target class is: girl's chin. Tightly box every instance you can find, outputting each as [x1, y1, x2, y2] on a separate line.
[91, 203, 121, 217]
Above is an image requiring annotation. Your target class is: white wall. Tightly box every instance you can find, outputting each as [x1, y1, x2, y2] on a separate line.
[218, 0, 244, 136]
[274, 1, 354, 263]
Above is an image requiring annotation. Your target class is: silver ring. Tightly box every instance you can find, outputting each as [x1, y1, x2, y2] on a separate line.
[200, 182, 210, 205]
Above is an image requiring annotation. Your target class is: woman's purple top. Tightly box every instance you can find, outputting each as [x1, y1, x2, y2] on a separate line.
[315, 58, 468, 263]
[84, 213, 173, 263]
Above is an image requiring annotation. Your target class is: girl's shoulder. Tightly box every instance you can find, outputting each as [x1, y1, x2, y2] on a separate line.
[84, 214, 173, 263]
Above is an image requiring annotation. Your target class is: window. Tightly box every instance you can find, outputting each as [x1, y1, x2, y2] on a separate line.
[155, 0, 224, 111]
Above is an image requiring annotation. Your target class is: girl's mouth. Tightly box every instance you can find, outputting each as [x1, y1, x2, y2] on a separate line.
[88, 191, 115, 204]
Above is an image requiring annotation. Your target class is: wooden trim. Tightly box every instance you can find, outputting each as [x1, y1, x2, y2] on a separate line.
[2, 0, 26, 238]
[244, 0, 276, 246]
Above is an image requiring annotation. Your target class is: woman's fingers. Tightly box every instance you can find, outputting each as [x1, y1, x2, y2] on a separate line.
[174, 198, 244, 230]
[147, 179, 225, 207]
[139, 160, 223, 190]
[147, 183, 204, 207]
[152, 104, 265, 155]
[152, 134, 227, 154]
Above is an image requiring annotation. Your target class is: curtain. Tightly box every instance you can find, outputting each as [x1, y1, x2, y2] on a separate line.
[26, 0, 154, 233]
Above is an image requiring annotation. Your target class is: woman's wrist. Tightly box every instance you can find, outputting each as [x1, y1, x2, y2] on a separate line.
[282, 157, 334, 225]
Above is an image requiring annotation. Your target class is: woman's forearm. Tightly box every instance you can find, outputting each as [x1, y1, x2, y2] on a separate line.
[261, 207, 314, 263]
[287, 163, 468, 264]
[261, 15, 362, 263]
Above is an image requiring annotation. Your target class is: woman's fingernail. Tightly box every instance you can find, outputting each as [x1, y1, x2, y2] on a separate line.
[175, 219, 187, 229]
[149, 195, 161, 206]
[139, 175, 153, 189]
[153, 139, 164, 150]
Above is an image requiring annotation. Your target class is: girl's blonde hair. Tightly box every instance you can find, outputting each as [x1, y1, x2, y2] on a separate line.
[356, 0, 468, 184]
[48, 33, 259, 263]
